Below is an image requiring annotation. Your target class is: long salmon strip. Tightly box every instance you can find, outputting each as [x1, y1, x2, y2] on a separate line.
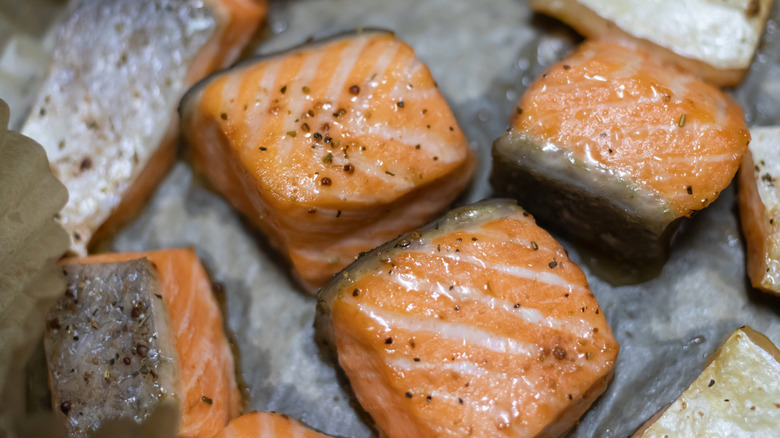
[180, 30, 476, 291]
[316, 199, 619, 437]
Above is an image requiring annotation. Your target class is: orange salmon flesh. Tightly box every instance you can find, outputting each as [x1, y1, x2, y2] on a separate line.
[180, 30, 476, 291]
[511, 40, 749, 218]
[317, 200, 619, 437]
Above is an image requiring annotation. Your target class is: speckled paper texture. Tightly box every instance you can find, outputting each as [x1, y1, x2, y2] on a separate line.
[105, 0, 779, 436]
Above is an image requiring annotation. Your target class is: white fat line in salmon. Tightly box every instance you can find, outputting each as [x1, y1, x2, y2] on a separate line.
[335, 152, 414, 189]
[389, 357, 568, 409]
[387, 60, 425, 97]
[665, 72, 694, 104]
[353, 302, 536, 357]
[661, 152, 739, 164]
[417, 251, 590, 294]
[221, 68, 246, 118]
[459, 226, 558, 256]
[389, 273, 595, 339]
[387, 86, 439, 104]
[245, 61, 283, 152]
[347, 119, 464, 163]
[611, 53, 643, 80]
[351, 40, 401, 115]
[427, 388, 513, 429]
[279, 50, 327, 160]
[714, 93, 730, 126]
[390, 357, 491, 378]
[526, 95, 690, 130]
[325, 36, 371, 103]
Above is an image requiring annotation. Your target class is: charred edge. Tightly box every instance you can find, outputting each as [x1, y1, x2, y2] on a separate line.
[178, 28, 396, 117]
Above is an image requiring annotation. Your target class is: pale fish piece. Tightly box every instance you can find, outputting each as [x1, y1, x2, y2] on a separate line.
[22, 0, 266, 255]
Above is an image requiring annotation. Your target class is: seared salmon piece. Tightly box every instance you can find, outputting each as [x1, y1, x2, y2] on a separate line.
[316, 199, 619, 438]
[213, 412, 331, 438]
[738, 127, 780, 295]
[22, 0, 267, 256]
[179, 30, 476, 291]
[530, 0, 775, 86]
[45, 249, 240, 438]
[491, 40, 750, 267]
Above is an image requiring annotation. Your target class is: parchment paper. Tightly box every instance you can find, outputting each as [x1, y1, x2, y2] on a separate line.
[104, 0, 780, 436]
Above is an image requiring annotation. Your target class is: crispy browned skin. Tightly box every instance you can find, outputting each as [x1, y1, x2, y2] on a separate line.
[180, 30, 476, 291]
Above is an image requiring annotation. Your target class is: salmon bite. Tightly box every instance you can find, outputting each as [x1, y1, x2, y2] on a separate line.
[179, 29, 476, 292]
[45, 249, 240, 437]
[491, 40, 750, 269]
[316, 199, 619, 438]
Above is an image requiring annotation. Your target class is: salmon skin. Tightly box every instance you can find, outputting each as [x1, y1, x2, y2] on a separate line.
[44, 258, 180, 437]
[316, 199, 619, 438]
[213, 412, 332, 438]
[530, 0, 775, 87]
[47, 249, 241, 438]
[738, 127, 780, 295]
[179, 29, 476, 292]
[491, 40, 749, 267]
[22, 0, 266, 256]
